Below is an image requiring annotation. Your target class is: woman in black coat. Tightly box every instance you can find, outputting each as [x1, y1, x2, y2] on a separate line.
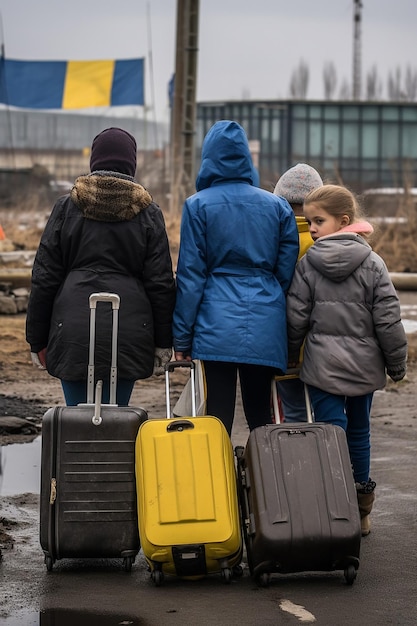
[26, 127, 175, 405]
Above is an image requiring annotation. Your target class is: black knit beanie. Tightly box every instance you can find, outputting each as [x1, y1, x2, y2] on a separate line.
[90, 127, 137, 177]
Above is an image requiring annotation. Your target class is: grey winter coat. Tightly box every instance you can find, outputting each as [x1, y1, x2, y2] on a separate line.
[26, 172, 176, 382]
[286, 232, 407, 396]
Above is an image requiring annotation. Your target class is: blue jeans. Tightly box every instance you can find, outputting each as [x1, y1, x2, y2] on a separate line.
[61, 379, 135, 407]
[277, 378, 308, 422]
[307, 384, 374, 484]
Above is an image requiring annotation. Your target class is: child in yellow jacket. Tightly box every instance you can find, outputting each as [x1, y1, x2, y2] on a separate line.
[273, 163, 323, 421]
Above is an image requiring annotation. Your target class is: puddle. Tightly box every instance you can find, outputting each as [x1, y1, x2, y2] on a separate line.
[0, 436, 41, 496]
[401, 318, 417, 334]
[1, 609, 145, 625]
[0, 611, 38, 626]
[38, 609, 145, 624]
[401, 304, 417, 317]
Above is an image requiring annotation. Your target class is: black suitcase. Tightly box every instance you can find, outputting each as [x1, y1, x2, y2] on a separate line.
[236, 383, 361, 586]
[40, 292, 148, 571]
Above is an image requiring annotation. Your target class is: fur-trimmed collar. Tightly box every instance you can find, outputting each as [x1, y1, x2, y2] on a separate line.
[71, 172, 153, 221]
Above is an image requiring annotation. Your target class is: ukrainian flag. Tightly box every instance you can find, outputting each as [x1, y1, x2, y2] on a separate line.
[0, 58, 144, 109]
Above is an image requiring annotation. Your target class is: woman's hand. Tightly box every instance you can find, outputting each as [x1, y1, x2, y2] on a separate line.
[175, 351, 192, 362]
[31, 348, 47, 370]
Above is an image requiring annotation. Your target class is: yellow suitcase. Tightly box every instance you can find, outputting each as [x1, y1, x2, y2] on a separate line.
[135, 362, 242, 586]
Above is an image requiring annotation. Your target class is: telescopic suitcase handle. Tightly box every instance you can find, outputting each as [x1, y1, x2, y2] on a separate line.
[87, 292, 120, 408]
[89, 292, 120, 309]
[165, 361, 196, 419]
[272, 368, 313, 423]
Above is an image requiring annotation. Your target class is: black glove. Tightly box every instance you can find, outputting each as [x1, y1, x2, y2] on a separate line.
[387, 363, 407, 382]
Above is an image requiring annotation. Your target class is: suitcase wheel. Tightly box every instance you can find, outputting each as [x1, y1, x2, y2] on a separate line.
[256, 572, 271, 588]
[232, 564, 244, 578]
[234, 446, 245, 460]
[221, 567, 233, 584]
[344, 564, 357, 586]
[151, 569, 164, 587]
[123, 556, 134, 572]
[44, 555, 54, 572]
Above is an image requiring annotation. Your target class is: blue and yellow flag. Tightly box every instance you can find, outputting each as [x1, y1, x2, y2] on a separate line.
[0, 58, 144, 109]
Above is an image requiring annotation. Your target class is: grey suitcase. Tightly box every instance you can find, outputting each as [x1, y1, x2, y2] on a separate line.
[236, 381, 361, 586]
[40, 292, 147, 571]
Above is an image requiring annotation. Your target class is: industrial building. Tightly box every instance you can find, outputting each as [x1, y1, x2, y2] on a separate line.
[196, 100, 417, 193]
[0, 107, 166, 179]
[1, 100, 416, 200]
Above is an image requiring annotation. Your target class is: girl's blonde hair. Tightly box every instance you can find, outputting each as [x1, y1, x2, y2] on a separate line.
[303, 184, 364, 224]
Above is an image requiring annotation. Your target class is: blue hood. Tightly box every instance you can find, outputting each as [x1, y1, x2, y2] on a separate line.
[196, 120, 257, 191]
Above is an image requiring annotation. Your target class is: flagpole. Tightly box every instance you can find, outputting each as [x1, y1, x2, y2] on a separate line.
[0, 10, 16, 170]
[146, 2, 159, 149]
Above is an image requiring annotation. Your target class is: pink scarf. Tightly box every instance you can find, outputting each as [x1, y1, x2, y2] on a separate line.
[319, 221, 374, 240]
[338, 221, 374, 236]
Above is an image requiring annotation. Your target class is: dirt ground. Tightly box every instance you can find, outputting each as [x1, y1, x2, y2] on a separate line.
[1, 312, 417, 440]
[0, 314, 191, 444]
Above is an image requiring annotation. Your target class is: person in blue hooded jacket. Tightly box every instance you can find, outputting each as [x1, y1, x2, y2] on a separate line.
[173, 120, 299, 435]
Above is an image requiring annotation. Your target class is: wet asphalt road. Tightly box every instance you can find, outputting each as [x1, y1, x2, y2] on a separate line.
[1, 403, 416, 626]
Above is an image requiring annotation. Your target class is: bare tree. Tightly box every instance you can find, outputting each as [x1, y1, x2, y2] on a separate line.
[366, 65, 383, 101]
[404, 65, 417, 101]
[289, 59, 309, 99]
[387, 67, 402, 100]
[323, 62, 337, 100]
[339, 79, 351, 100]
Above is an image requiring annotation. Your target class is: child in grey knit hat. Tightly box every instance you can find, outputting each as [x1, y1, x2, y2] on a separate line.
[274, 163, 323, 215]
[273, 163, 323, 423]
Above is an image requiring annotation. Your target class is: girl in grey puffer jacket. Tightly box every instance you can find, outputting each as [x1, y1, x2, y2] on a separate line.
[286, 184, 407, 536]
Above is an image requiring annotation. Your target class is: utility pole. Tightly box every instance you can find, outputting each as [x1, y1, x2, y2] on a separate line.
[170, 0, 200, 215]
[352, 0, 363, 100]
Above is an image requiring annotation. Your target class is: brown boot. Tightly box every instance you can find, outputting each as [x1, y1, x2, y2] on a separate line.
[356, 479, 376, 537]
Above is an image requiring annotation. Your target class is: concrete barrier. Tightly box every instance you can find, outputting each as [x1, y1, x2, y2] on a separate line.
[0, 250, 37, 266]
[389, 273, 417, 291]
[0, 269, 416, 312]
[0, 269, 32, 289]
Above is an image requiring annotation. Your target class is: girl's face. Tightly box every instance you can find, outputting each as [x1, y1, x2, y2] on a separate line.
[303, 203, 349, 241]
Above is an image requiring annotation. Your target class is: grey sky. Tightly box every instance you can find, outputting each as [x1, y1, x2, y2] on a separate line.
[0, 1, 416, 123]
